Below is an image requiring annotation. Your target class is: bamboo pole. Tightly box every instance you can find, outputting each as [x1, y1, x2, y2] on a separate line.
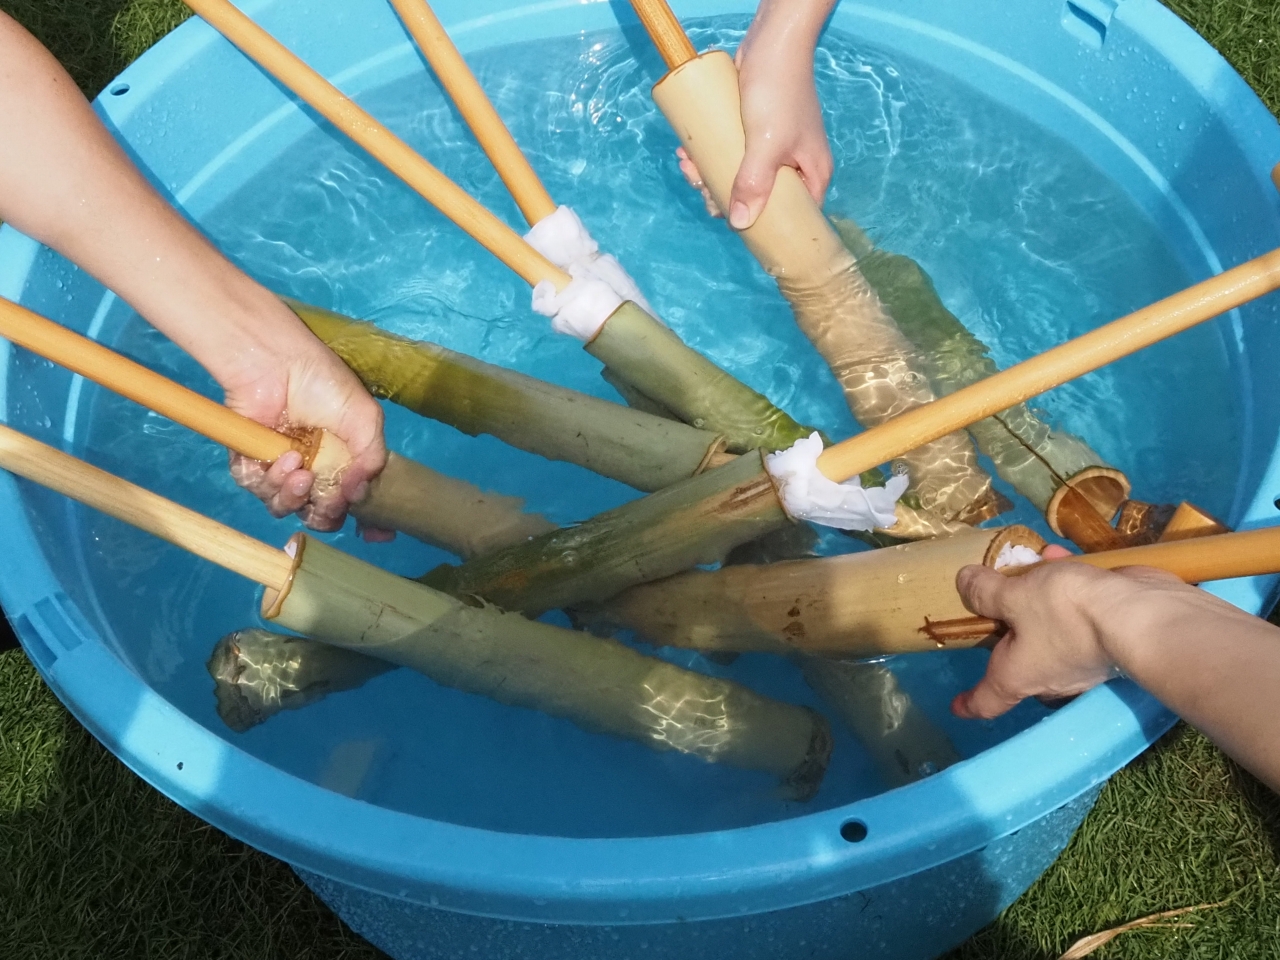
[385, 0, 556, 224]
[421, 249, 1280, 614]
[920, 525, 1280, 643]
[0, 296, 303, 464]
[628, 0, 697, 69]
[184, 0, 566, 290]
[0, 295, 554, 553]
[0, 422, 294, 589]
[0, 422, 831, 793]
[183, 0, 812, 453]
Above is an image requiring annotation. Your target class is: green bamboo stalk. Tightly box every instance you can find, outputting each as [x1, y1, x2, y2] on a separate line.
[208, 628, 395, 733]
[586, 301, 813, 453]
[266, 535, 832, 798]
[834, 221, 1115, 511]
[287, 299, 726, 492]
[419, 451, 787, 614]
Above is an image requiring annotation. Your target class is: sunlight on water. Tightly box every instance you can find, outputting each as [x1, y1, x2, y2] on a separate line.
[56, 18, 1236, 836]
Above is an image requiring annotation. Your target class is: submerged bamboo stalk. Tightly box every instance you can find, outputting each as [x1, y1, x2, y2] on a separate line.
[185, 0, 812, 454]
[649, 48, 998, 525]
[288, 299, 729, 490]
[579, 526, 1044, 657]
[0, 421, 830, 794]
[419, 249, 1280, 614]
[833, 221, 1127, 518]
[266, 535, 832, 797]
[801, 659, 961, 788]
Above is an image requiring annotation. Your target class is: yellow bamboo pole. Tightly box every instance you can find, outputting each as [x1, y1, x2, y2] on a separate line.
[0, 422, 293, 589]
[182, 0, 570, 291]
[815, 248, 1280, 484]
[386, 0, 557, 224]
[628, 0, 697, 69]
[0, 296, 302, 464]
[0, 295, 556, 552]
[922, 526, 1280, 643]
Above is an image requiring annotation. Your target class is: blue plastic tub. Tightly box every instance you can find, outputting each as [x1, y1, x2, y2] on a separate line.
[2, 0, 1279, 957]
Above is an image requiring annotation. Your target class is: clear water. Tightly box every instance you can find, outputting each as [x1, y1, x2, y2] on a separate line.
[48, 19, 1237, 837]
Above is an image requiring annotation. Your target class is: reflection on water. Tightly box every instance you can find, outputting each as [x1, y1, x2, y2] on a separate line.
[49, 17, 1236, 836]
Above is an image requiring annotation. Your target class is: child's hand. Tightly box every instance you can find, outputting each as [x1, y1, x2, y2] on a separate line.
[676, 0, 836, 228]
[950, 546, 1186, 720]
[216, 298, 389, 537]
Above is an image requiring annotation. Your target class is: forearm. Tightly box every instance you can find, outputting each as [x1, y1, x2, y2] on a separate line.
[746, 0, 837, 54]
[1105, 590, 1280, 792]
[0, 13, 308, 386]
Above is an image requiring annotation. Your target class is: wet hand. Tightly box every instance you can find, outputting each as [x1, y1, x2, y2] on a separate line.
[676, 29, 833, 229]
[950, 546, 1185, 720]
[218, 303, 389, 537]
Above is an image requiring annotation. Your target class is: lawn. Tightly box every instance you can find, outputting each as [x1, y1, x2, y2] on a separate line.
[1, 1, 1279, 958]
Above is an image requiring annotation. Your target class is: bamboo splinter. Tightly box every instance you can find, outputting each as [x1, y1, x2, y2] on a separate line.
[183, 0, 813, 454]
[422, 247, 1280, 614]
[0, 422, 832, 795]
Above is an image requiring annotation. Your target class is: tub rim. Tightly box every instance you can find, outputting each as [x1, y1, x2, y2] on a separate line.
[1, 0, 1277, 926]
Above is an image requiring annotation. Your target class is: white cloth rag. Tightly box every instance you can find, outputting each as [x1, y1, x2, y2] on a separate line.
[993, 543, 1043, 570]
[524, 205, 654, 313]
[765, 433, 907, 531]
[530, 269, 623, 341]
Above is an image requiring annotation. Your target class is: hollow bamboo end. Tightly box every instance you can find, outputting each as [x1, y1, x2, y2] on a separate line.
[1045, 467, 1130, 536]
[982, 524, 1047, 567]
[262, 533, 307, 620]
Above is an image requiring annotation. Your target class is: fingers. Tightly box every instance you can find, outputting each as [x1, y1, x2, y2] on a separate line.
[1041, 544, 1073, 560]
[795, 145, 833, 208]
[727, 143, 782, 230]
[955, 563, 1015, 620]
[952, 635, 1033, 721]
[676, 147, 722, 219]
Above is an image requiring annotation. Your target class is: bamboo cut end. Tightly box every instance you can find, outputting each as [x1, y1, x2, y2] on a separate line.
[1045, 467, 1130, 537]
[262, 533, 307, 619]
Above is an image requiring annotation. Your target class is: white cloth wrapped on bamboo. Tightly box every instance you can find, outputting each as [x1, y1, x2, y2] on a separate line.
[530, 269, 623, 340]
[765, 432, 907, 531]
[525, 205, 653, 311]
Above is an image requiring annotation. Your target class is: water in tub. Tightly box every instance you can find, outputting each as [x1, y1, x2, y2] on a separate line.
[41, 19, 1235, 836]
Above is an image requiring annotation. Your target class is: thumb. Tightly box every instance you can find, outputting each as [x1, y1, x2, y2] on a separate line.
[728, 144, 781, 230]
[955, 563, 1014, 619]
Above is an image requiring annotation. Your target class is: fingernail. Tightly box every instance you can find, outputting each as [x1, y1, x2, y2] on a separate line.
[729, 201, 751, 229]
[290, 475, 311, 496]
[951, 692, 972, 719]
[351, 480, 370, 503]
[279, 451, 303, 472]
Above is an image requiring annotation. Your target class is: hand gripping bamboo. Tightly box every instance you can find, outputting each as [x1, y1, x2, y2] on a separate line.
[920, 525, 1280, 644]
[0, 295, 552, 555]
[0, 422, 831, 795]
[422, 247, 1280, 614]
[183, 0, 812, 454]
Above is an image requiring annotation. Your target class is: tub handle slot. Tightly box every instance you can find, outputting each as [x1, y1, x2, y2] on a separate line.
[1063, 0, 1118, 49]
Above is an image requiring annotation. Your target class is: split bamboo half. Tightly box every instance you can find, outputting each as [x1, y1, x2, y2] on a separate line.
[0, 295, 553, 557]
[182, 0, 813, 455]
[630, 0, 999, 528]
[421, 246, 1280, 614]
[0, 421, 832, 797]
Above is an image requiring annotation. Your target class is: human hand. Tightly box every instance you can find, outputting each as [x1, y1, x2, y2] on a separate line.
[216, 299, 389, 537]
[676, 15, 833, 229]
[950, 546, 1188, 720]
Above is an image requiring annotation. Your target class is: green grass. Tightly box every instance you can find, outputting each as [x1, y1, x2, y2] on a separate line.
[1, 0, 1279, 957]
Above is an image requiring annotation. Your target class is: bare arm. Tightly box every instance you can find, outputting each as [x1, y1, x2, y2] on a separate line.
[953, 548, 1280, 793]
[678, 0, 837, 227]
[0, 13, 386, 532]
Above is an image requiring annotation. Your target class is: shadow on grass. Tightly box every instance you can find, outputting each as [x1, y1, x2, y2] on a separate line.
[0, 649, 389, 960]
[0, 0, 191, 98]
